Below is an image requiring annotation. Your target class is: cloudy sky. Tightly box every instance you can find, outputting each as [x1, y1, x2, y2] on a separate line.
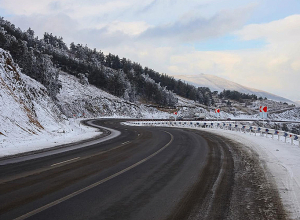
[1, 0, 300, 101]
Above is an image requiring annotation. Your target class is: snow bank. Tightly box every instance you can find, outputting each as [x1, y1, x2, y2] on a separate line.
[0, 119, 100, 157]
[206, 129, 300, 219]
[0, 49, 101, 157]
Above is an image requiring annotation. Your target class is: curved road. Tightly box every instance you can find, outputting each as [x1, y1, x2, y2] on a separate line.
[0, 119, 286, 220]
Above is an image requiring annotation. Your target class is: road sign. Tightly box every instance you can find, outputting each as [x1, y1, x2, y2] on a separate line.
[263, 106, 268, 112]
[259, 106, 268, 119]
[215, 109, 220, 119]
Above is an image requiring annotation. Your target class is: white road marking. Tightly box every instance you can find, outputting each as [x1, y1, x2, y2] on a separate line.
[1, 141, 138, 184]
[0, 120, 121, 166]
[15, 131, 174, 220]
[51, 157, 80, 167]
[121, 141, 130, 145]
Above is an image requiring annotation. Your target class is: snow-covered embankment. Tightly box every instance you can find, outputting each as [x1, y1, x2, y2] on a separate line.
[0, 48, 100, 157]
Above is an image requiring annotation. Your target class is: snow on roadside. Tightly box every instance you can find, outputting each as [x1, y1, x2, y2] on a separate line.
[204, 128, 300, 219]
[0, 118, 101, 157]
[0, 48, 101, 157]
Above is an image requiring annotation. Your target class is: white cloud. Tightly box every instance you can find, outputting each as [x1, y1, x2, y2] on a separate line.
[236, 14, 300, 43]
[138, 5, 254, 44]
[10, 13, 79, 43]
[0, 0, 130, 16]
[102, 21, 151, 36]
[0, 0, 54, 15]
[1, 1, 299, 100]
[165, 15, 300, 100]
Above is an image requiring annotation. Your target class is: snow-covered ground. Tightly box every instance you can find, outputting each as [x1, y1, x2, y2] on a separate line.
[206, 128, 300, 219]
[0, 118, 102, 157]
[0, 49, 102, 157]
[0, 48, 171, 157]
[269, 108, 300, 122]
[126, 121, 300, 219]
[57, 71, 171, 119]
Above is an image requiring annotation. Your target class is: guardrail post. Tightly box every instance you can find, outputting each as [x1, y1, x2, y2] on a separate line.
[294, 136, 299, 146]
[284, 133, 287, 143]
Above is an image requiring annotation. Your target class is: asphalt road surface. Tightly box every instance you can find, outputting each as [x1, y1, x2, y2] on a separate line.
[0, 119, 287, 220]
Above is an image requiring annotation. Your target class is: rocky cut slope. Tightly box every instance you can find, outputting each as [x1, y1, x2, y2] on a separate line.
[0, 48, 67, 140]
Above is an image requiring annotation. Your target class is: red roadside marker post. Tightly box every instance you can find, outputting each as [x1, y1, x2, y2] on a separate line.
[259, 106, 268, 132]
[215, 108, 220, 122]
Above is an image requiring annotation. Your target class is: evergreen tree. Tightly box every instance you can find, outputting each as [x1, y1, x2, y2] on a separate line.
[0, 17, 214, 106]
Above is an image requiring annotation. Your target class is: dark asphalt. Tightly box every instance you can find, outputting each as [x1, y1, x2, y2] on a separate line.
[0, 119, 287, 220]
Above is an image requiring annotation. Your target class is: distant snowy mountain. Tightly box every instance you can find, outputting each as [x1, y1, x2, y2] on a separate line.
[176, 74, 294, 104]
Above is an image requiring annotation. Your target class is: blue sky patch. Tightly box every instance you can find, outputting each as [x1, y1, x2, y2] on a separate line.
[192, 35, 267, 51]
[247, 0, 300, 24]
[0, 7, 12, 18]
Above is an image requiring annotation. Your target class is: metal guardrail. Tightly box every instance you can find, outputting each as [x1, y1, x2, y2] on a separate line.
[124, 121, 300, 146]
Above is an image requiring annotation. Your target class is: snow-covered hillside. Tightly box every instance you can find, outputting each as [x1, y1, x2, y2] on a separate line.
[0, 49, 101, 156]
[0, 48, 68, 139]
[176, 74, 294, 104]
[57, 72, 170, 119]
[269, 108, 300, 122]
[0, 48, 171, 156]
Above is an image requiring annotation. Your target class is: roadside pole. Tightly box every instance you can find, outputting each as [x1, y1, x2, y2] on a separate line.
[263, 117, 264, 136]
[259, 106, 268, 136]
[215, 108, 220, 123]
